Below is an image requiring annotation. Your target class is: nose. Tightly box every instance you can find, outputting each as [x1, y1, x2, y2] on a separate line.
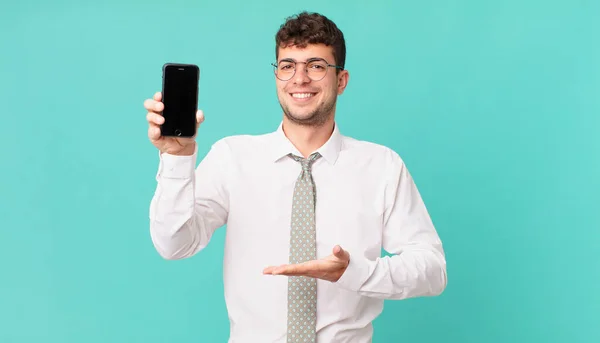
[292, 64, 311, 84]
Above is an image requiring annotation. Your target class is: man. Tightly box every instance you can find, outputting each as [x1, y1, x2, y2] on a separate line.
[144, 11, 447, 343]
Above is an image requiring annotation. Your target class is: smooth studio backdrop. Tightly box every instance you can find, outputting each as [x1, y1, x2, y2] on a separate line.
[1, 0, 598, 342]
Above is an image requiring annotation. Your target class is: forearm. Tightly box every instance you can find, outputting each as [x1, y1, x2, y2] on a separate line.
[335, 243, 447, 299]
[336, 149, 448, 299]
[149, 175, 207, 260]
[149, 145, 228, 260]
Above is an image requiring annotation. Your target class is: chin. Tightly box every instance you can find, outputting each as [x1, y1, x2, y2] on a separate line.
[278, 93, 336, 127]
[287, 115, 315, 124]
[286, 108, 314, 120]
[284, 109, 330, 127]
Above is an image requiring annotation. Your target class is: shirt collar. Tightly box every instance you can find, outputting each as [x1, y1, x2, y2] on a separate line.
[270, 121, 342, 165]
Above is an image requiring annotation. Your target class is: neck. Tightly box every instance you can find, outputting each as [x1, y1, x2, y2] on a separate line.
[282, 116, 335, 158]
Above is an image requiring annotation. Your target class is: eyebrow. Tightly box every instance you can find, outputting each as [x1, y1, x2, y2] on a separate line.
[279, 57, 325, 63]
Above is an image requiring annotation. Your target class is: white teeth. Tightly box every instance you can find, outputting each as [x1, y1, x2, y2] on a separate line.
[292, 93, 314, 99]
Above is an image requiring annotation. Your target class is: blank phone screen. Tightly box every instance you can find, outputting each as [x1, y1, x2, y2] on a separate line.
[161, 64, 199, 137]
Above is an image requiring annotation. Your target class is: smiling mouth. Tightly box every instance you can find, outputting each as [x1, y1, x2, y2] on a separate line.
[290, 92, 317, 100]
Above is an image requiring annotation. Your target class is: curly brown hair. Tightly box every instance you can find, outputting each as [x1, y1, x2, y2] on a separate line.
[275, 11, 346, 71]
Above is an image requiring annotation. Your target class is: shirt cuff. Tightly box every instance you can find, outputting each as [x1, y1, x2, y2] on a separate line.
[334, 251, 370, 292]
[156, 147, 198, 179]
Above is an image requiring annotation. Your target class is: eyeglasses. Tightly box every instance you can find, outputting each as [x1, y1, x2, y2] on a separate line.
[271, 58, 343, 81]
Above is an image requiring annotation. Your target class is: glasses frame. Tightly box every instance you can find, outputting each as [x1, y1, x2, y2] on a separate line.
[271, 57, 344, 81]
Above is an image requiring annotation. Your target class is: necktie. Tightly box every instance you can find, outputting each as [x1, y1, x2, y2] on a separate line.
[287, 152, 321, 343]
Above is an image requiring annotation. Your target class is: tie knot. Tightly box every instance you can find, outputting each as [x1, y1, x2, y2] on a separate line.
[289, 152, 321, 171]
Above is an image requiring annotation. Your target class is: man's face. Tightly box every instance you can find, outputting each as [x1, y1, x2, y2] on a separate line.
[275, 43, 349, 127]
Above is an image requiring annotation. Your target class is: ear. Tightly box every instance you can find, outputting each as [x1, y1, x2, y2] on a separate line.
[337, 70, 350, 95]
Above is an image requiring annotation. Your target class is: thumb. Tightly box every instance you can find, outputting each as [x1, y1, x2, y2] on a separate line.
[333, 245, 348, 260]
[196, 109, 205, 125]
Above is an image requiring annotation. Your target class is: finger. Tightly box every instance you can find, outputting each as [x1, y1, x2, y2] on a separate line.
[154, 91, 162, 102]
[196, 109, 205, 124]
[148, 125, 161, 141]
[272, 266, 301, 276]
[263, 264, 290, 274]
[146, 111, 164, 125]
[264, 265, 283, 275]
[275, 271, 305, 276]
[263, 266, 277, 274]
[144, 99, 164, 112]
[273, 262, 314, 276]
[333, 245, 350, 262]
[143, 99, 156, 111]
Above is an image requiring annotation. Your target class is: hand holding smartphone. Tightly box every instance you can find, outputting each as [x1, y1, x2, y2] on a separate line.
[160, 63, 200, 137]
[144, 63, 202, 156]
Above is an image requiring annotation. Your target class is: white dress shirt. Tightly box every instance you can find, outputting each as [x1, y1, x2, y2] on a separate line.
[149, 122, 447, 343]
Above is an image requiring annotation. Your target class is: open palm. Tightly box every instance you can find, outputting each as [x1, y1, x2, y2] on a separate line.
[263, 245, 350, 282]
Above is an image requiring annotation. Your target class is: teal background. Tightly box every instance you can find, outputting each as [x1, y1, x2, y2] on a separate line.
[1, 0, 598, 342]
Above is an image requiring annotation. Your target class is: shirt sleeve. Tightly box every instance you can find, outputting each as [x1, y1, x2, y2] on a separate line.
[149, 139, 231, 260]
[335, 149, 448, 299]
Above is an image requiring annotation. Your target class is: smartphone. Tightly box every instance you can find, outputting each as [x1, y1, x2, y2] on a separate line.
[160, 63, 200, 137]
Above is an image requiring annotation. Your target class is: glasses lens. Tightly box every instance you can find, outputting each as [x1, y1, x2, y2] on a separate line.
[276, 61, 295, 80]
[274, 60, 330, 81]
[307, 60, 328, 81]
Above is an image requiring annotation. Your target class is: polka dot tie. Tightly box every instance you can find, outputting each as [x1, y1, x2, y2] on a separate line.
[287, 152, 321, 343]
